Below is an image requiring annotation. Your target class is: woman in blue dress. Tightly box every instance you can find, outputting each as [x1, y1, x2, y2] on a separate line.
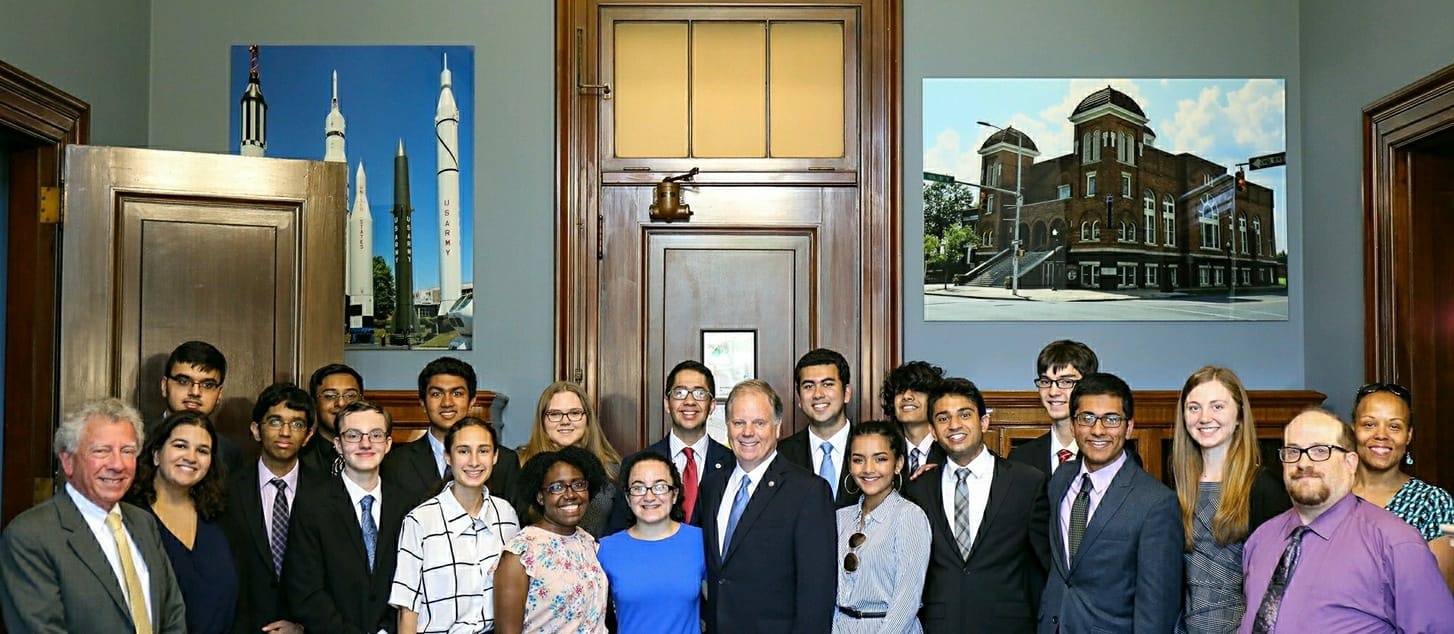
[127, 411, 237, 634]
[597, 451, 705, 634]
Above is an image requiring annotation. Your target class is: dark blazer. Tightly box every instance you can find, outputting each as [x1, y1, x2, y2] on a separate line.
[900, 437, 949, 482]
[1008, 430, 1144, 478]
[902, 453, 1050, 634]
[297, 434, 339, 477]
[380, 433, 521, 504]
[0, 492, 188, 633]
[778, 426, 858, 508]
[282, 475, 415, 634]
[604, 434, 732, 535]
[700, 454, 836, 634]
[221, 461, 321, 634]
[1038, 452, 1183, 634]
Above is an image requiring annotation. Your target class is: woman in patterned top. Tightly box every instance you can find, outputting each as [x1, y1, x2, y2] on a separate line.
[1351, 383, 1454, 591]
[833, 420, 931, 633]
[493, 446, 609, 634]
[1169, 366, 1289, 633]
[391, 418, 520, 634]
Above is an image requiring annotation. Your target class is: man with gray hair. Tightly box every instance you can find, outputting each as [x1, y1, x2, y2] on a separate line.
[0, 398, 187, 632]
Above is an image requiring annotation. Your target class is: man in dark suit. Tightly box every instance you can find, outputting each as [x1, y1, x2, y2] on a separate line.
[0, 398, 187, 632]
[299, 362, 363, 476]
[1007, 340, 1098, 478]
[284, 399, 415, 633]
[222, 382, 320, 634]
[1038, 373, 1182, 634]
[605, 359, 732, 534]
[154, 339, 243, 474]
[700, 379, 836, 634]
[381, 356, 519, 503]
[880, 360, 948, 479]
[903, 377, 1050, 634]
[777, 348, 858, 508]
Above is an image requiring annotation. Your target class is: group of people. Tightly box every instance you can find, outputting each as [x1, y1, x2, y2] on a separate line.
[0, 340, 1451, 633]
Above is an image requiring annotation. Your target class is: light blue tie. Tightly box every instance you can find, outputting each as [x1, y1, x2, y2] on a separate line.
[360, 494, 378, 572]
[723, 475, 751, 552]
[819, 441, 837, 498]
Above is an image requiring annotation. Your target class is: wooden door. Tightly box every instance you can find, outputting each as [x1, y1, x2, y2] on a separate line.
[558, 0, 900, 454]
[60, 146, 345, 457]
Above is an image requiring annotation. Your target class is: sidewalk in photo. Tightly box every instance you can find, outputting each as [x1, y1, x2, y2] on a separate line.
[923, 284, 1184, 302]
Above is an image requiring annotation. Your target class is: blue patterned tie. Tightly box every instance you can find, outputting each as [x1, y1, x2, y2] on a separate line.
[819, 442, 837, 498]
[723, 475, 751, 553]
[910, 448, 923, 474]
[269, 479, 289, 576]
[360, 494, 378, 572]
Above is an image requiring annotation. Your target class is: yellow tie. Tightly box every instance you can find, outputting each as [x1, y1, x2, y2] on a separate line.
[105, 509, 153, 634]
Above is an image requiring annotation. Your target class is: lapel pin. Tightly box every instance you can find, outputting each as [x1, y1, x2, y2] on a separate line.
[768, 480, 776, 487]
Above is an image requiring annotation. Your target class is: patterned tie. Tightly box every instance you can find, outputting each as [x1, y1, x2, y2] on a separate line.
[681, 447, 699, 523]
[722, 475, 751, 553]
[953, 467, 973, 559]
[105, 510, 152, 634]
[269, 478, 290, 576]
[819, 442, 837, 498]
[910, 448, 923, 474]
[360, 494, 378, 572]
[1057, 448, 1074, 465]
[1068, 474, 1092, 560]
[1251, 526, 1312, 633]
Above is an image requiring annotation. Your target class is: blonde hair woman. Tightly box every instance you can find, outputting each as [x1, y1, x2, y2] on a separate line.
[1170, 366, 1289, 633]
[515, 381, 622, 536]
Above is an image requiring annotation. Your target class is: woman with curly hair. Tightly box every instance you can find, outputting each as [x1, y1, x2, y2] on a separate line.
[493, 446, 610, 634]
[127, 410, 237, 634]
[515, 382, 622, 536]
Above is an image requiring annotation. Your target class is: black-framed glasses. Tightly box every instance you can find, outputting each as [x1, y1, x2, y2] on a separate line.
[1034, 377, 1079, 390]
[542, 479, 590, 495]
[339, 429, 388, 444]
[262, 417, 309, 432]
[843, 532, 866, 573]
[1074, 412, 1126, 428]
[1355, 382, 1411, 406]
[1277, 444, 1350, 463]
[626, 482, 676, 497]
[666, 387, 711, 401]
[168, 374, 221, 391]
[543, 409, 586, 422]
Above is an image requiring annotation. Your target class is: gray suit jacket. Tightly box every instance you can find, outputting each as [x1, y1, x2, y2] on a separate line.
[0, 490, 187, 633]
[1037, 453, 1182, 634]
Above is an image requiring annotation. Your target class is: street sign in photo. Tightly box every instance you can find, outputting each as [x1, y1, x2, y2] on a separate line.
[1248, 151, 1286, 170]
[923, 171, 955, 183]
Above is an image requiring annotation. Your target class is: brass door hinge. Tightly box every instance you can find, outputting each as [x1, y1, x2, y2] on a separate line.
[40, 186, 61, 224]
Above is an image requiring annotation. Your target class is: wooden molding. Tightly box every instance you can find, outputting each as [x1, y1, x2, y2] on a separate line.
[365, 389, 498, 443]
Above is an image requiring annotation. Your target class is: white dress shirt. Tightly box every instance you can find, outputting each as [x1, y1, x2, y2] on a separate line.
[426, 430, 446, 477]
[257, 458, 301, 532]
[669, 432, 710, 484]
[940, 447, 995, 548]
[808, 422, 851, 490]
[716, 451, 778, 554]
[1050, 433, 1079, 467]
[341, 474, 383, 527]
[906, 434, 936, 469]
[65, 484, 154, 618]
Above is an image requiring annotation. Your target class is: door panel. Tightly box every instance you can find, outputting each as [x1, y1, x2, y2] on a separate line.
[61, 146, 344, 451]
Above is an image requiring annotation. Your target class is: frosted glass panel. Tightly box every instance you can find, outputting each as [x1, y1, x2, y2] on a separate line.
[615, 22, 689, 158]
[769, 22, 844, 158]
[692, 22, 766, 158]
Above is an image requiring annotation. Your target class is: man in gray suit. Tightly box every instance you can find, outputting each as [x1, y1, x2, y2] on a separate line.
[0, 398, 187, 633]
[1038, 373, 1182, 633]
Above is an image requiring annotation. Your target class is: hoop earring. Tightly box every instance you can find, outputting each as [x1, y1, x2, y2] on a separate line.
[893, 473, 904, 490]
[844, 478, 861, 496]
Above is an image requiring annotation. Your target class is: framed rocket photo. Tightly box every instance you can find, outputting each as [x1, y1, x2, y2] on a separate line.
[228, 44, 476, 350]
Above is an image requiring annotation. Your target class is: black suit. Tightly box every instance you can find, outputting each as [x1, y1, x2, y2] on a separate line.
[700, 454, 836, 634]
[778, 426, 858, 508]
[604, 434, 732, 535]
[380, 433, 521, 504]
[900, 436, 949, 482]
[902, 452, 1050, 634]
[282, 475, 415, 634]
[221, 461, 321, 634]
[298, 433, 339, 476]
[1007, 430, 1144, 477]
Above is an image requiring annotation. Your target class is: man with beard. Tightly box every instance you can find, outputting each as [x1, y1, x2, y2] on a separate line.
[779, 348, 858, 507]
[605, 360, 733, 534]
[1240, 409, 1453, 632]
[155, 340, 242, 474]
[299, 363, 363, 475]
[880, 360, 947, 479]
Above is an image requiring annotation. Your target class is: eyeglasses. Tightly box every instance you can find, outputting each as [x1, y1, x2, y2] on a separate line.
[1277, 444, 1351, 463]
[543, 409, 586, 422]
[1074, 412, 1126, 428]
[843, 532, 866, 573]
[1034, 377, 1079, 390]
[168, 374, 221, 391]
[1355, 382, 1411, 406]
[319, 390, 360, 404]
[627, 482, 676, 497]
[262, 417, 309, 432]
[542, 479, 590, 495]
[339, 429, 389, 444]
[666, 387, 711, 401]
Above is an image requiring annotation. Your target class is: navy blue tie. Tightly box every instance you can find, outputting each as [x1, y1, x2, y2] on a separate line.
[360, 494, 378, 572]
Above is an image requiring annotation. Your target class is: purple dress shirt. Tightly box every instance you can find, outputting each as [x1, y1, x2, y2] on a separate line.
[1239, 494, 1454, 633]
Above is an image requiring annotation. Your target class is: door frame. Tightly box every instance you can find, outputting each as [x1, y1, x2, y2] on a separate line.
[554, 0, 902, 421]
[0, 60, 88, 523]
[1364, 61, 1454, 488]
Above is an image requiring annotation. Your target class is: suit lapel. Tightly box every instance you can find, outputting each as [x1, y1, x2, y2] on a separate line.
[327, 477, 371, 568]
[706, 440, 731, 475]
[409, 439, 441, 483]
[722, 457, 787, 562]
[1047, 465, 1073, 577]
[701, 470, 728, 570]
[923, 468, 962, 561]
[968, 456, 1011, 559]
[122, 504, 175, 627]
[239, 468, 273, 572]
[55, 494, 130, 618]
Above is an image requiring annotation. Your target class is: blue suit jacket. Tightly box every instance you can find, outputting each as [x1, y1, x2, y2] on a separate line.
[1038, 452, 1182, 634]
[604, 434, 732, 535]
[700, 454, 836, 634]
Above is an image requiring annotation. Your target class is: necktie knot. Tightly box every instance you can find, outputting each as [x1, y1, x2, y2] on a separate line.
[271, 478, 287, 492]
[1057, 448, 1074, 464]
[682, 446, 695, 461]
[1079, 473, 1093, 494]
[361, 494, 375, 513]
[955, 466, 971, 482]
[106, 508, 124, 532]
[820, 442, 833, 457]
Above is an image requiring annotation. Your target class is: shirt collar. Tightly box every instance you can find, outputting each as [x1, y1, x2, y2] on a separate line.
[808, 420, 851, 453]
[1076, 449, 1128, 492]
[340, 473, 381, 508]
[1298, 491, 1359, 540]
[731, 450, 778, 485]
[64, 482, 116, 520]
[669, 432, 709, 459]
[856, 489, 906, 528]
[256, 457, 301, 492]
[942, 445, 994, 488]
[1053, 434, 1079, 455]
[426, 430, 446, 471]
[908, 433, 936, 456]
[437, 481, 503, 537]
